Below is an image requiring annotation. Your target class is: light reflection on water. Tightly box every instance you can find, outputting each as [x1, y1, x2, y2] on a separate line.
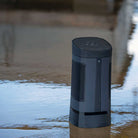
[0, 81, 70, 138]
[0, 74, 137, 137]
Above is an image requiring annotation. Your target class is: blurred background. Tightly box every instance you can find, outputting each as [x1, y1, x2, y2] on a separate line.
[0, 0, 138, 137]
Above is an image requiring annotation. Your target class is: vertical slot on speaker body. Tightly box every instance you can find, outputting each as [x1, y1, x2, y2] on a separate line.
[71, 60, 85, 101]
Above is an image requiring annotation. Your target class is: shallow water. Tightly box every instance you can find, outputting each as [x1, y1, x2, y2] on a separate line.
[0, 0, 138, 138]
[0, 70, 137, 137]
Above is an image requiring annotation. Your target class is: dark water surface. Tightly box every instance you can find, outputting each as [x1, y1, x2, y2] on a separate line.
[0, 0, 138, 138]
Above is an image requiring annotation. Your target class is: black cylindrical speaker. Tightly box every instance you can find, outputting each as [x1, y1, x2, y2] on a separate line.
[69, 37, 112, 128]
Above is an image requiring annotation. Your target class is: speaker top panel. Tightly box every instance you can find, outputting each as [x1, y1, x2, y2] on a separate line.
[72, 37, 112, 58]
